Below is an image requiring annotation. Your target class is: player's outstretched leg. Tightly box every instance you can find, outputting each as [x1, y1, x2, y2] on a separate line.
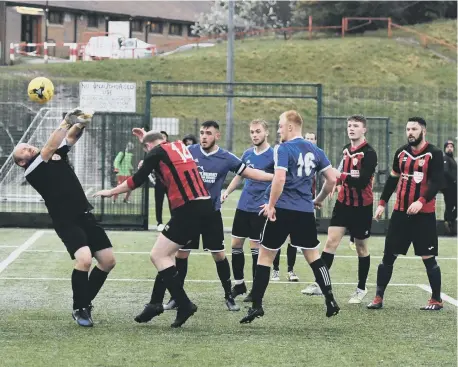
[149, 234, 197, 328]
[302, 248, 340, 317]
[231, 243, 247, 298]
[163, 254, 189, 311]
[286, 243, 299, 282]
[213, 251, 240, 311]
[89, 248, 116, 318]
[367, 253, 397, 309]
[71, 247, 93, 327]
[349, 239, 370, 304]
[240, 247, 278, 324]
[134, 274, 166, 323]
[420, 256, 443, 311]
[271, 249, 280, 281]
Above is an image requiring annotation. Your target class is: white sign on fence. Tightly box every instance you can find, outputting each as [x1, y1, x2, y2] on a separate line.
[79, 82, 136, 112]
[151, 118, 180, 136]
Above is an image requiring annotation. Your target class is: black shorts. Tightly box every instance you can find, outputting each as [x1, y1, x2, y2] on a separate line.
[177, 208, 224, 252]
[53, 212, 113, 260]
[260, 208, 320, 251]
[385, 211, 438, 256]
[162, 199, 214, 247]
[232, 209, 265, 242]
[330, 201, 373, 240]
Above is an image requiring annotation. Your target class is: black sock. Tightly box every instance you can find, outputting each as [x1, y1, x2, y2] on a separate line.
[310, 259, 334, 301]
[273, 249, 281, 271]
[251, 265, 270, 308]
[215, 258, 232, 298]
[251, 248, 259, 280]
[375, 254, 397, 298]
[159, 266, 191, 307]
[321, 251, 335, 270]
[175, 256, 188, 286]
[88, 266, 108, 302]
[232, 248, 245, 281]
[357, 255, 370, 290]
[423, 257, 442, 301]
[287, 244, 297, 272]
[72, 269, 89, 310]
[149, 274, 167, 304]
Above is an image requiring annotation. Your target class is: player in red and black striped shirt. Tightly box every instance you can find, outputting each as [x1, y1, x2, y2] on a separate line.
[94, 131, 212, 327]
[368, 117, 445, 311]
[302, 115, 377, 304]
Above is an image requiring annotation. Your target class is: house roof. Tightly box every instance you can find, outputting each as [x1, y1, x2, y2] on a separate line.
[7, 0, 212, 23]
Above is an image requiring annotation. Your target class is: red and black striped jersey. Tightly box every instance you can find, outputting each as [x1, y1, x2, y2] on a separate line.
[389, 143, 443, 213]
[127, 141, 209, 210]
[336, 141, 377, 207]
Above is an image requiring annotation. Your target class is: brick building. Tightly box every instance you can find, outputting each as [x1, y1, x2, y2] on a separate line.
[0, 0, 211, 63]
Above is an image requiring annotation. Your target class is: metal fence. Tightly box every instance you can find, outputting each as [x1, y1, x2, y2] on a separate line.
[0, 79, 456, 231]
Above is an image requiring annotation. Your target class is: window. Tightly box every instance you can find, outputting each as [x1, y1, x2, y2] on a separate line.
[149, 22, 163, 34]
[48, 11, 64, 25]
[131, 20, 143, 32]
[169, 23, 182, 36]
[87, 14, 98, 28]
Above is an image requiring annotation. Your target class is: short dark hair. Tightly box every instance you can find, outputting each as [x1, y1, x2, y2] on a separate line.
[201, 120, 220, 130]
[160, 130, 169, 139]
[408, 117, 427, 127]
[347, 114, 367, 127]
[142, 131, 165, 143]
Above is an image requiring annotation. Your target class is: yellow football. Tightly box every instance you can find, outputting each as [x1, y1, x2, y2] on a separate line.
[28, 77, 54, 104]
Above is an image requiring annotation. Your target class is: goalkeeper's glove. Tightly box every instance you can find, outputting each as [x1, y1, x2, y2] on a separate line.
[60, 108, 94, 129]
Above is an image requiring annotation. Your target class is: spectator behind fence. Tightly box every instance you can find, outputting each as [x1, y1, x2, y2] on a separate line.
[182, 134, 197, 146]
[442, 139, 457, 235]
[113, 142, 134, 204]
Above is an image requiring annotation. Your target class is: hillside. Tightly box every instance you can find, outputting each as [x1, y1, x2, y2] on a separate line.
[4, 36, 455, 88]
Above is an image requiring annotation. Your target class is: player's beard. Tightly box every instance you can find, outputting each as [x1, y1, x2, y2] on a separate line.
[202, 140, 216, 151]
[407, 131, 423, 147]
[254, 137, 265, 147]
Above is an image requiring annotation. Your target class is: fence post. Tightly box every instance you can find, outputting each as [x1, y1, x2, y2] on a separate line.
[308, 16, 312, 40]
[144, 81, 151, 130]
[194, 118, 199, 137]
[384, 117, 391, 221]
[388, 17, 392, 38]
[43, 42, 49, 64]
[9, 42, 14, 64]
[100, 114, 106, 222]
[341, 18, 345, 38]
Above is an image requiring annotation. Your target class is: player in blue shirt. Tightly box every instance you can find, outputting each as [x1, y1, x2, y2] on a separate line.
[241, 110, 341, 324]
[164, 120, 273, 312]
[221, 119, 274, 302]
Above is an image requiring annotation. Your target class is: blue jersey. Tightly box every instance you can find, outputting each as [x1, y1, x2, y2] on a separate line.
[188, 144, 246, 210]
[237, 146, 274, 212]
[266, 137, 331, 212]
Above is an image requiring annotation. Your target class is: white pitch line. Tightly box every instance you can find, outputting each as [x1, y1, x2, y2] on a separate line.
[0, 245, 19, 248]
[20, 249, 458, 261]
[0, 231, 45, 274]
[0, 276, 423, 287]
[417, 284, 458, 307]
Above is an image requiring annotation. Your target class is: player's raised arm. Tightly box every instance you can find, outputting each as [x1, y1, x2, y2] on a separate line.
[65, 110, 94, 146]
[40, 108, 87, 161]
[94, 132, 163, 198]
